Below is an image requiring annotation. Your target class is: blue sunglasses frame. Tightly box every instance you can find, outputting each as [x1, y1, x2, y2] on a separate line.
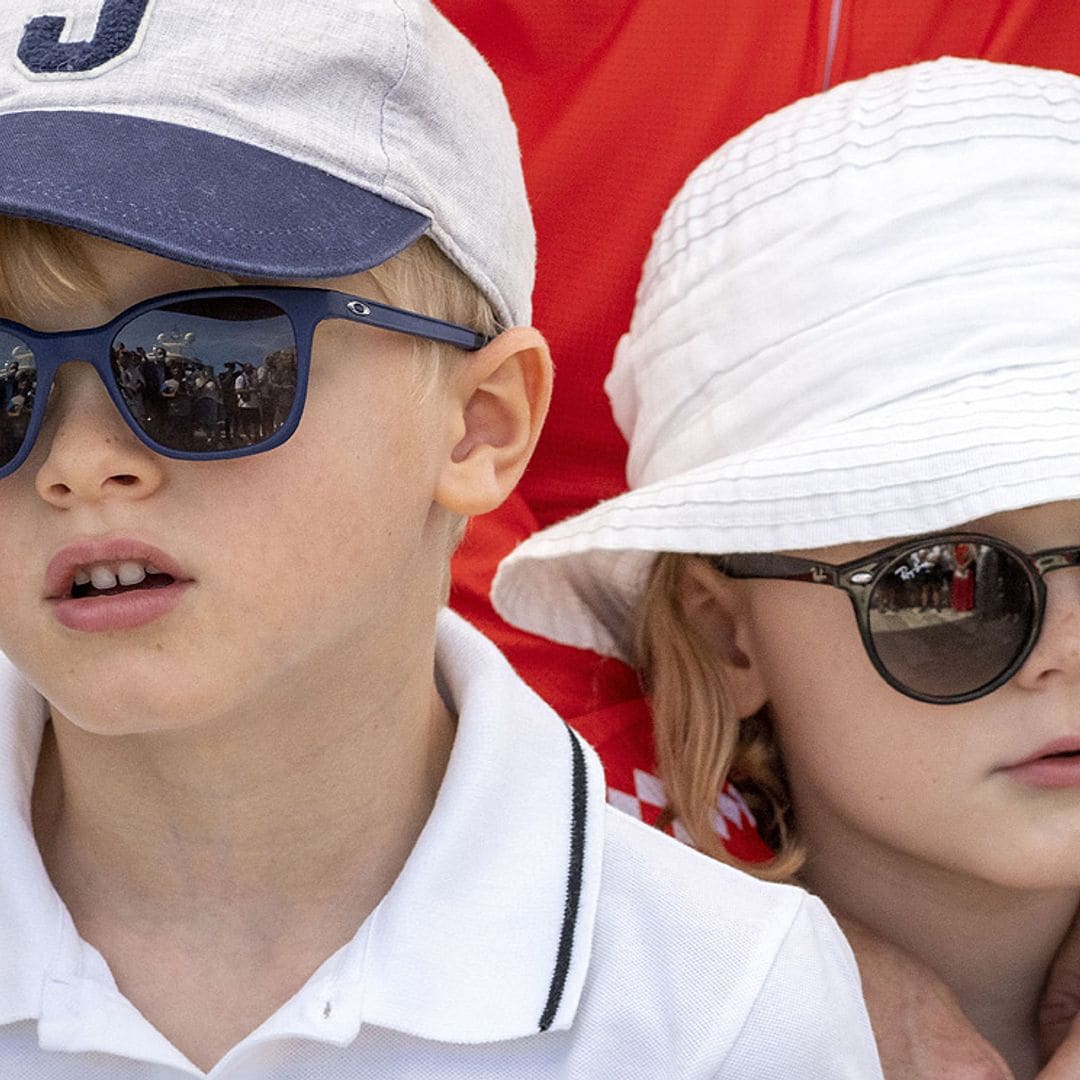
[0, 285, 493, 478]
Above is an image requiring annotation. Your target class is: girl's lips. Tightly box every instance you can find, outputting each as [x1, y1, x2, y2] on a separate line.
[1001, 738, 1080, 790]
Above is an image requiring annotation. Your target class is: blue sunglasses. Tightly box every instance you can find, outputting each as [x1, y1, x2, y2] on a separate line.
[0, 285, 492, 476]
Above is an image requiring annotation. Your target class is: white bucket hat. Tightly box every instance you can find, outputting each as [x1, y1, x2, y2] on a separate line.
[493, 56, 1080, 661]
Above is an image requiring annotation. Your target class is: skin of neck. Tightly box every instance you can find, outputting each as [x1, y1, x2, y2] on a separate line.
[796, 810, 1080, 1079]
[31, 608, 456, 947]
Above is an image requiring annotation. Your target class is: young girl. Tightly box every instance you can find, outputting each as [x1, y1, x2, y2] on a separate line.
[494, 57, 1080, 1078]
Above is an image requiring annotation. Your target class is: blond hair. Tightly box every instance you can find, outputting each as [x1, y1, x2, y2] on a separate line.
[634, 552, 804, 882]
[0, 216, 501, 342]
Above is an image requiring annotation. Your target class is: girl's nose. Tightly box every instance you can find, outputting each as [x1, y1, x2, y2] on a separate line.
[32, 362, 166, 508]
[1012, 571, 1080, 692]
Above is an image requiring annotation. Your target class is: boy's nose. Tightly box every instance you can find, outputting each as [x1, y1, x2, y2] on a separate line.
[1013, 571, 1080, 692]
[32, 362, 165, 507]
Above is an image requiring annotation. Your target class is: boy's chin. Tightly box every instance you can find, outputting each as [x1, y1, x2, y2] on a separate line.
[45, 679, 234, 740]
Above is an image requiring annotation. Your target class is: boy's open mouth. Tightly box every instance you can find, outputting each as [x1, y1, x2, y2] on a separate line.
[46, 543, 191, 632]
[69, 563, 177, 600]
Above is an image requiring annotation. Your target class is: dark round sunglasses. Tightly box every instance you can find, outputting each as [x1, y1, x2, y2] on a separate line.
[0, 285, 492, 477]
[711, 534, 1080, 704]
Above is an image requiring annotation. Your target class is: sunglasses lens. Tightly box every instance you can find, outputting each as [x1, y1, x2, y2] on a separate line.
[867, 542, 1034, 700]
[0, 332, 36, 471]
[111, 296, 298, 454]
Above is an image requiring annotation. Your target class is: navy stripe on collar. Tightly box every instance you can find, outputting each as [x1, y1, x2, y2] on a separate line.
[538, 725, 588, 1032]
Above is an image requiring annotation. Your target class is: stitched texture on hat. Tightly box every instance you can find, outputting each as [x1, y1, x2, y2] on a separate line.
[493, 57, 1080, 659]
[16, 0, 153, 77]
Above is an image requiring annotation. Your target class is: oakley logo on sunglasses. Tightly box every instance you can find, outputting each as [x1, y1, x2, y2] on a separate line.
[17, 0, 155, 77]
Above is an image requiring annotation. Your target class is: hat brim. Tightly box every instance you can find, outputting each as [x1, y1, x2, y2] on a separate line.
[493, 361, 1080, 661]
[0, 110, 430, 278]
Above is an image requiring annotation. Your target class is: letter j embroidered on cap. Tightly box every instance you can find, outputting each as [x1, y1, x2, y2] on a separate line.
[17, 0, 155, 78]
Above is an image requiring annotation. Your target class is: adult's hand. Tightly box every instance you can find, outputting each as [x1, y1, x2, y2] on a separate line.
[838, 915, 1012, 1079]
[1039, 1031, 1080, 1079]
[1040, 905, 1080, 1073]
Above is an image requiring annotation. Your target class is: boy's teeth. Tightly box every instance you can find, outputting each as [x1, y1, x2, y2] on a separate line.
[117, 561, 147, 587]
[74, 561, 168, 592]
[89, 566, 118, 591]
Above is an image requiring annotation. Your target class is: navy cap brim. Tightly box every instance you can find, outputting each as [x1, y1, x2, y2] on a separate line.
[0, 110, 431, 278]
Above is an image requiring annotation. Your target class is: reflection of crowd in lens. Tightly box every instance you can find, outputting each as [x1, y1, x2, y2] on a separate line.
[875, 544, 977, 615]
[0, 357, 35, 461]
[109, 341, 298, 452]
[873, 542, 1030, 621]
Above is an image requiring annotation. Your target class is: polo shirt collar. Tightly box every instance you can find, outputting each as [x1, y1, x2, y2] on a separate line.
[0, 610, 606, 1051]
[356, 609, 605, 1041]
[0, 662, 62, 1026]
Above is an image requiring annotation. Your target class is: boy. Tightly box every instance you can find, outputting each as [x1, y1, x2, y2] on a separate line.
[0, 1, 881, 1076]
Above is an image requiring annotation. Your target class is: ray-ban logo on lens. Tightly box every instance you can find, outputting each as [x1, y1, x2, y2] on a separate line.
[17, 0, 155, 78]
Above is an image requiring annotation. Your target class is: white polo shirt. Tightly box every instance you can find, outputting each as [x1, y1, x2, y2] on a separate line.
[0, 610, 882, 1079]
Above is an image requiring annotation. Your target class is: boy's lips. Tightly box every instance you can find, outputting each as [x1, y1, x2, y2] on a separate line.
[44, 538, 190, 600]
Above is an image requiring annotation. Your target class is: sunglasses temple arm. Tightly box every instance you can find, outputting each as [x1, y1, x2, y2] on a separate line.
[331, 293, 491, 351]
[710, 553, 842, 586]
[1032, 548, 1080, 576]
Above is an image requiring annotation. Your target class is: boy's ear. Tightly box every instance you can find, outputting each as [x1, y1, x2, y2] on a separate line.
[434, 327, 552, 515]
[680, 557, 770, 718]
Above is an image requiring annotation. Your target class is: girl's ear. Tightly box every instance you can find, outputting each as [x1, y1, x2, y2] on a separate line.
[680, 557, 770, 718]
[434, 327, 552, 515]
